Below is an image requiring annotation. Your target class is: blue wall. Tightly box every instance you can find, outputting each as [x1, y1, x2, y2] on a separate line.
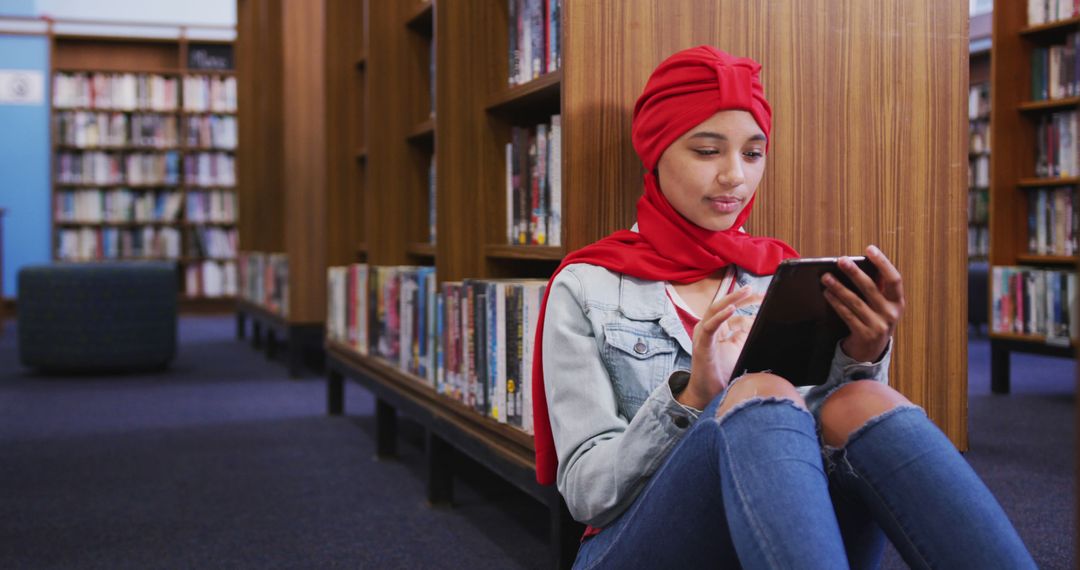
[0, 34, 50, 297]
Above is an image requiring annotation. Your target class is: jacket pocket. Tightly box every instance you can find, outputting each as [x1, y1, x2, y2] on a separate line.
[601, 323, 678, 419]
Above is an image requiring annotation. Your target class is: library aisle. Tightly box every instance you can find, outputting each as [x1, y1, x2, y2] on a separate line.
[0, 316, 1072, 569]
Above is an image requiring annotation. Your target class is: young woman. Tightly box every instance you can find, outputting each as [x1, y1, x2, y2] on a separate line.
[531, 46, 1035, 569]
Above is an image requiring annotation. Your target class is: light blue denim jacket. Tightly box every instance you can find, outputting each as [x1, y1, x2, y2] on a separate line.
[542, 262, 892, 527]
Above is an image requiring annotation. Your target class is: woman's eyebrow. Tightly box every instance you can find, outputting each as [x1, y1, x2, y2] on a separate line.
[688, 131, 767, 142]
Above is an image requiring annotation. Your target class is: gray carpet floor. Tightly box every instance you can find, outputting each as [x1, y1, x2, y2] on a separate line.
[0, 316, 1073, 568]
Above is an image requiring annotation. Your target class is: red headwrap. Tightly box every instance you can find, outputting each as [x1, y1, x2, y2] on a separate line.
[531, 46, 799, 485]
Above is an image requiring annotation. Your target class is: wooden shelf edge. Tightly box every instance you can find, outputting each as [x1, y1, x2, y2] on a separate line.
[406, 119, 436, 143]
[1017, 177, 1080, 187]
[485, 244, 565, 261]
[1019, 16, 1080, 37]
[1018, 96, 1080, 112]
[325, 340, 536, 457]
[1013, 254, 1080, 264]
[486, 69, 563, 113]
[407, 242, 436, 257]
[989, 331, 1077, 349]
[405, 2, 434, 35]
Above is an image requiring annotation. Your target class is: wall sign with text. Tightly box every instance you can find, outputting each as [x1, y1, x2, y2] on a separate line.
[188, 44, 234, 71]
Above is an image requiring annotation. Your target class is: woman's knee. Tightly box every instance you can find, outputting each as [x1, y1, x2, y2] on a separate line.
[715, 372, 807, 419]
[819, 380, 914, 448]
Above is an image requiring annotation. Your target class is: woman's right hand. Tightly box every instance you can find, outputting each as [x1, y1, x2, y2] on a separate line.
[679, 285, 759, 410]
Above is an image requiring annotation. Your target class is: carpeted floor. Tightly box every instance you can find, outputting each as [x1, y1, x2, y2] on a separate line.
[0, 316, 1073, 569]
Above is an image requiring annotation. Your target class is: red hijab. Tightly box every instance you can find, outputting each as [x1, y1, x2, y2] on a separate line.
[532, 46, 799, 485]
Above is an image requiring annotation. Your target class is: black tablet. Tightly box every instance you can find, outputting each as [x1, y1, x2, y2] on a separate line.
[730, 256, 879, 386]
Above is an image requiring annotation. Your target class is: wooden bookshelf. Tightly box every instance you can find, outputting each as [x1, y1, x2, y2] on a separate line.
[50, 35, 239, 302]
[969, 45, 991, 262]
[239, 0, 972, 566]
[989, 1, 1079, 393]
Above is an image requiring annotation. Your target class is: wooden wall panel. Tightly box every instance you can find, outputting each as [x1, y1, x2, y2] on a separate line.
[236, 0, 284, 253]
[365, 2, 413, 266]
[281, 0, 328, 323]
[563, 0, 969, 448]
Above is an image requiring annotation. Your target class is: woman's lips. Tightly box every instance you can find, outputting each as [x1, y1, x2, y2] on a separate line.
[707, 196, 743, 214]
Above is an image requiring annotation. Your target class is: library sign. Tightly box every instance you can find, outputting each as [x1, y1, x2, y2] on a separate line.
[0, 69, 45, 105]
[188, 45, 234, 71]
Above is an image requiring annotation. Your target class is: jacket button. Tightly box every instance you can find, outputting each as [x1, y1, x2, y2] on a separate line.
[633, 340, 648, 354]
[673, 415, 690, 429]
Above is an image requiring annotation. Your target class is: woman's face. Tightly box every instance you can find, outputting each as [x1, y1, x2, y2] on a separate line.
[655, 110, 767, 232]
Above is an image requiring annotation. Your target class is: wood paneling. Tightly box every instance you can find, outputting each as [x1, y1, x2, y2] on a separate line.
[562, 0, 969, 448]
[281, 0, 328, 324]
[365, 1, 413, 265]
[236, 0, 284, 254]
[325, 0, 367, 266]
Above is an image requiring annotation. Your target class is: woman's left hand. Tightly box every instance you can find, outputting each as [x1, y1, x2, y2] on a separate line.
[821, 245, 905, 363]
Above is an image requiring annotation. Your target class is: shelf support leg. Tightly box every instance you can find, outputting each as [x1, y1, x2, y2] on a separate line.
[327, 368, 344, 415]
[375, 398, 398, 459]
[236, 310, 246, 340]
[990, 340, 1011, 394]
[549, 493, 583, 570]
[287, 333, 304, 378]
[425, 430, 454, 506]
[252, 320, 263, 349]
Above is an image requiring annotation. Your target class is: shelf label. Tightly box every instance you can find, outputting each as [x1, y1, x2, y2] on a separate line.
[0, 69, 44, 105]
[1045, 335, 1071, 348]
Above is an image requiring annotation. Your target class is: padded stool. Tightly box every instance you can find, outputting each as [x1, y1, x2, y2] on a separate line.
[18, 262, 177, 372]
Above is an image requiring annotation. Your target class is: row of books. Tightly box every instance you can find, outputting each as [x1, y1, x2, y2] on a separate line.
[508, 0, 561, 86]
[1028, 0, 1080, 27]
[1034, 110, 1079, 179]
[182, 75, 238, 113]
[969, 154, 990, 189]
[1030, 33, 1080, 102]
[239, 252, 290, 317]
[992, 265, 1077, 341]
[968, 84, 990, 121]
[187, 227, 238, 259]
[56, 226, 182, 261]
[969, 120, 990, 155]
[327, 264, 547, 433]
[185, 115, 237, 150]
[54, 72, 179, 111]
[184, 260, 239, 298]
[969, 226, 990, 258]
[506, 115, 562, 246]
[55, 189, 183, 223]
[1027, 186, 1080, 255]
[969, 188, 989, 226]
[187, 190, 238, 223]
[54, 111, 179, 149]
[184, 152, 236, 187]
[56, 151, 180, 186]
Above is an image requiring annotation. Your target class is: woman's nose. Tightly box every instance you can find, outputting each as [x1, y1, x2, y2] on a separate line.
[716, 155, 745, 187]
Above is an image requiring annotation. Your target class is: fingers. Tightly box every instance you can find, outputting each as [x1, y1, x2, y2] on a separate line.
[698, 304, 736, 339]
[823, 287, 873, 336]
[702, 285, 753, 321]
[834, 256, 888, 314]
[821, 271, 876, 327]
[866, 245, 905, 306]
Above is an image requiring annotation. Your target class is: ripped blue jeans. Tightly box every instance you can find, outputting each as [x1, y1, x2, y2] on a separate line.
[572, 384, 1036, 569]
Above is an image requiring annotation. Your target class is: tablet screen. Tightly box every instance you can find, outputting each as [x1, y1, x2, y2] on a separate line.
[730, 257, 878, 386]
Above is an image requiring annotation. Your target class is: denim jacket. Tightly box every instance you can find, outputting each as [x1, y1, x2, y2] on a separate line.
[541, 262, 892, 527]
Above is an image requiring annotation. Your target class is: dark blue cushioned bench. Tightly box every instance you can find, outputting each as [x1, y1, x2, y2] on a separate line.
[18, 262, 177, 372]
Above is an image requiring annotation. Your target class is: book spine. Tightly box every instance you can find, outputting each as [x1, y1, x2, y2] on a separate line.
[474, 281, 488, 414]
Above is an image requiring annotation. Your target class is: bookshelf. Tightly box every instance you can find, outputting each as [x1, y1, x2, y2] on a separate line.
[50, 35, 239, 308]
[236, 0, 968, 566]
[969, 45, 991, 262]
[989, 1, 1079, 393]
